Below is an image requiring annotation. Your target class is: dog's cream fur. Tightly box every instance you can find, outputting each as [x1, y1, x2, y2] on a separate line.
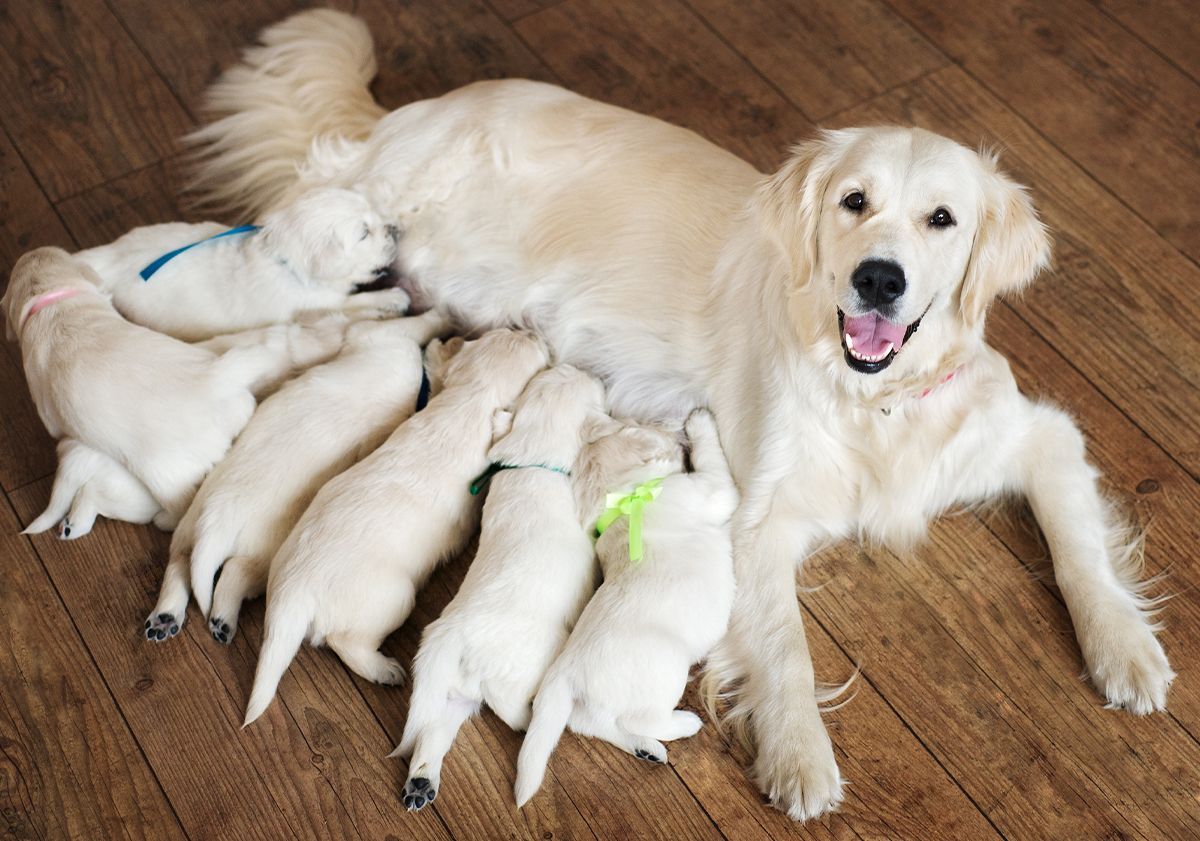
[74, 186, 406, 341]
[143, 312, 447, 644]
[243, 328, 548, 725]
[188, 10, 1175, 820]
[514, 409, 736, 806]
[23, 439, 165, 539]
[3, 247, 314, 529]
[394, 364, 606, 811]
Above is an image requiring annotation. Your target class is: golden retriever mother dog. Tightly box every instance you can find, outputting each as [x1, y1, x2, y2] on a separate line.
[187, 10, 1174, 820]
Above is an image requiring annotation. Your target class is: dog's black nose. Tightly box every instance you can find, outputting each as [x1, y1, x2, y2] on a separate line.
[851, 259, 906, 308]
[385, 224, 402, 242]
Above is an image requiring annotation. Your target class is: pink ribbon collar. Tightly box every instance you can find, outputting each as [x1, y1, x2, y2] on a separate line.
[21, 288, 80, 330]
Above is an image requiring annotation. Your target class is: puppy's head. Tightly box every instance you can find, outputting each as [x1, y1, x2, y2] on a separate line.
[488, 364, 607, 464]
[3, 247, 98, 342]
[441, 328, 549, 400]
[574, 418, 684, 521]
[759, 127, 1050, 385]
[257, 187, 400, 293]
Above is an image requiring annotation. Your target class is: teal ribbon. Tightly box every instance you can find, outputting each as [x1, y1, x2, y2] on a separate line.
[469, 462, 570, 496]
[594, 478, 663, 563]
[139, 224, 260, 281]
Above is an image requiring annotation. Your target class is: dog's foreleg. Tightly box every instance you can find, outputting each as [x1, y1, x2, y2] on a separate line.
[1016, 403, 1173, 713]
[726, 515, 844, 822]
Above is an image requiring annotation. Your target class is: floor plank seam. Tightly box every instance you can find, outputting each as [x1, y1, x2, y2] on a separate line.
[481, 0, 568, 87]
[99, 0, 199, 126]
[1088, 2, 1200, 88]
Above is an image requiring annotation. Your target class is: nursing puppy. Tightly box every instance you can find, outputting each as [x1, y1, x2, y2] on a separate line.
[3, 247, 311, 526]
[23, 439, 165, 539]
[243, 328, 548, 725]
[395, 364, 606, 812]
[74, 185, 406, 341]
[515, 409, 734, 805]
[143, 311, 447, 644]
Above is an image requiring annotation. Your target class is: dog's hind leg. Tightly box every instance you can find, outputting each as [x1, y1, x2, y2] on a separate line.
[59, 486, 101, 539]
[208, 555, 267, 644]
[624, 708, 703, 741]
[574, 709, 668, 764]
[145, 545, 190, 642]
[325, 632, 406, 685]
[399, 693, 478, 811]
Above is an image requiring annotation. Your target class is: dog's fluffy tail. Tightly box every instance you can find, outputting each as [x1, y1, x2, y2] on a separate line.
[514, 677, 573, 807]
[22, 445, 91, 534]
[185, 9, 385, 218]
[243, 587, 311, 726]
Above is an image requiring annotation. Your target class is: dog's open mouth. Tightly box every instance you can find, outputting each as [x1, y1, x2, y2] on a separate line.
[837, 309, 922, 374]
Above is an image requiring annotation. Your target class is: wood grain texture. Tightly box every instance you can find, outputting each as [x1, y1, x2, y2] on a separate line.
[0, 495, 186, 841]
[1094, 0, 1200, 83]
[882, 0, 1200, 263]
[685, 0, 947, 122]
[516, 0, 811, 172]
[0, 0, 191, 201]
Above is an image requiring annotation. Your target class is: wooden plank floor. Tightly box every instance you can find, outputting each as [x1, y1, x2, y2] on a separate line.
[1, 1, 1197, 838]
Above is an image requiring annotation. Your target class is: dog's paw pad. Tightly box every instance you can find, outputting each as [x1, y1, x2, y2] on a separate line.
[57, 518, 72, 539]
[144, 612, 179, 642]
[634, 748, 664, 764]
[402, 777, 436, 812]
[209, 617, 234, 645]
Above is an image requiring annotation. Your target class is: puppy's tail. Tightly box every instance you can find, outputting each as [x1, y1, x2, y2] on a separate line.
[185, 9, 385, 217]
[23, 442, 94, 534]
[514, 677, 573, 807]
[243, 588, 311, 726]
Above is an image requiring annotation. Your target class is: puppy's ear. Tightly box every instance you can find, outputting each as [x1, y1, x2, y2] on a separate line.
[959, 154, 1052, 329]
[491, 409, 514, 442]
[581, 412, 622, 444]
[756, 129, 855, 288]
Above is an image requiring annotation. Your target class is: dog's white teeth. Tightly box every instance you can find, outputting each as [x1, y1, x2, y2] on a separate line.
[881, 342, 894, 358]
[844, 333, 855, 351]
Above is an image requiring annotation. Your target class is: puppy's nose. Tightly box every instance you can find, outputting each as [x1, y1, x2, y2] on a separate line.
[385, 224, 402, 242]
[851, 259, 906, 308]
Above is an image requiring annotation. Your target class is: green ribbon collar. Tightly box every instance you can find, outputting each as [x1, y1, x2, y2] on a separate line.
[469, 462, 570, 496]
[593, 478, 664, 564]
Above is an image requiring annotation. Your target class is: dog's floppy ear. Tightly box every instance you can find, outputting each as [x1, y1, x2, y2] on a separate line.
[581, 412, 622, 445]
[959, 154, 1052, 328]
[491, 408, 514, 442]
[756, 129, 856, 287]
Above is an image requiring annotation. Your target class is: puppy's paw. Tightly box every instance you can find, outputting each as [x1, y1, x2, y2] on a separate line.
[209, 616, 237, 645]
[1084, 615, 1174, 715]
[56, 517, 73, 540]
[402, 776, 437, 812]
[371, 656, 407, 686]
[753, 729, 844, 822]
[633, 747, 666, 764]
[143, 612, 181, 643]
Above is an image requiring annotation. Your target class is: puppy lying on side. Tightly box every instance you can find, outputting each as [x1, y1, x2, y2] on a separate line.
[515, 409, 737, 806]
[143, 312, 448, 643]
[22, 439, 164, 539]
[74, 186, 407, 341]
[243, 328, 549, 725]
[394, 364, 607, 812]
[3, 247, 318, 528]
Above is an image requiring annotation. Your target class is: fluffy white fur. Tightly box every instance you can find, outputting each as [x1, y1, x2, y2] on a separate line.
[514, 409, 736, 806]
[3, 247, 318, 528]
[74, 186, 406, 341]
[143, 311, 447, 644]
[23, 439, 165, 539]
[243, 329, 549, 725]
[393, 364, 606, 811]
[187, 11, 1175, 821]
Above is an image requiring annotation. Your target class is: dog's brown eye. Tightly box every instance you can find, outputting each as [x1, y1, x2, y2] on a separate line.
[841, 191, 866, 213]
[929, 207, 955, 228]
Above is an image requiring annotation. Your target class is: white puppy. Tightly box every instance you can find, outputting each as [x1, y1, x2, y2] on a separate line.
[73, 185, 407, 341]
[243, 328, 549, 725]
[142, 311, 448, 643]
[3, 247, 315, 528]
[394, 364, 606, 811]
[515, 409, 736, 806]
[23, 439, 165, 539]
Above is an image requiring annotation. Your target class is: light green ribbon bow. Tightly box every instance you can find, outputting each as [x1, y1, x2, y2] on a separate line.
[594, 478, 663, 564]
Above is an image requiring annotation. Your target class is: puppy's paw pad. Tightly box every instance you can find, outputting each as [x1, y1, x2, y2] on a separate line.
[144, 612, 180, 642]
[634, 748, 665, 764]
[402, 777, 436, 812]
[209, 617, 235, 645]
[56, 518, 73, 539]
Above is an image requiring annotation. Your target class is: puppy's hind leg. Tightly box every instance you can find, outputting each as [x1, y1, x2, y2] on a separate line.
[325, 632, 406, 685]
[574, 709, 668, 764]
[145, 545, 189, 642]
[208, 555, 267, 644]
[397, 694, 477, 812]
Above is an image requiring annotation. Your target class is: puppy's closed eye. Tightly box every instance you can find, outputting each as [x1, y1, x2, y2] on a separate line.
[359, 223, 371, 242]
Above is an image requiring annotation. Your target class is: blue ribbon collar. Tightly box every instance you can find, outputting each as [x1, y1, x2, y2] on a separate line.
[139, 224, 260, 281]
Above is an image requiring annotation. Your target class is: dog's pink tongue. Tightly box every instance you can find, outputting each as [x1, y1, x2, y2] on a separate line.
[843, 313, 906, 356]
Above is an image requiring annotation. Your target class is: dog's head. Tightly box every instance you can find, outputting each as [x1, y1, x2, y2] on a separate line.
[759, 127, 1050, 387]
[488, 364, 607, 465]
[573, 418, 684, 523]
[441, 328, 549, 400]
[2, 247, 98, 342]
[256, 186, 400, 293]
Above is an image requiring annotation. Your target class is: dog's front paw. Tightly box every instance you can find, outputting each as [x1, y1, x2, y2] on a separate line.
[752, 727, 844, 822]
[143, 612, 181, 642]
[402, 776, 437, 811]
[1083, 612, 1174, 715]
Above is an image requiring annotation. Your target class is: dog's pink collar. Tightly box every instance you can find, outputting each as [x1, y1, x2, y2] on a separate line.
[918, 367, 961, 400]
[21, 288, 80, 329]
